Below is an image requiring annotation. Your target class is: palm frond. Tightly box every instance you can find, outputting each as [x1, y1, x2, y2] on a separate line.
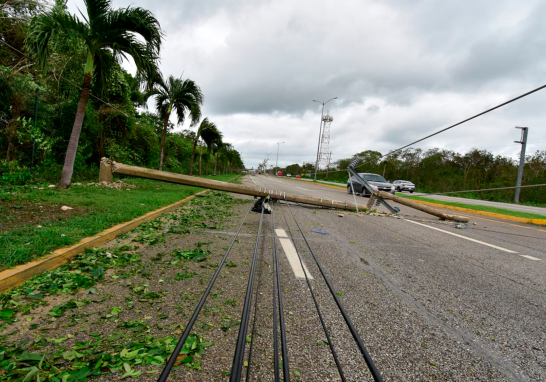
[27, 8, 90, 68]
[93, 49, 115, 95]
[84, 0, 111, 29]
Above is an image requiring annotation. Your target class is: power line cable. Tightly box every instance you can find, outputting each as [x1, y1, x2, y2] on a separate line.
[271, 208, 281, 382]
[281, 207, 347, 381]
[273, 206, 291, 381]
[382, 83, 546, 158]
[245, 214, 266, 381]
[413, 183, 546, 196]
[157, 205, 252, 382]
[286, 203, 383, 382]
[230, 207, 265, 382]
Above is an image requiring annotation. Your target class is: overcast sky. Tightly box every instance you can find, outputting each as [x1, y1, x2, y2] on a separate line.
[68, 0, 546, 169]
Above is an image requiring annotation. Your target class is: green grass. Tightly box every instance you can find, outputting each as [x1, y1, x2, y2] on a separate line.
[200, 174, 241, 183]
[400, 195, 546, 220]
[0, 174, 239, 270]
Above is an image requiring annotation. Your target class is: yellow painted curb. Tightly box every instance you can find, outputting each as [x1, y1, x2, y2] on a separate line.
[0, 190, 208, 294]
[408, 199, 546, 226]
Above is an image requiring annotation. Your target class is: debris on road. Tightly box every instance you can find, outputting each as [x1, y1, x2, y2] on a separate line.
[338, 213, 344, 217]
[60, 206, 73, 211]
[311, 229, 329, 235]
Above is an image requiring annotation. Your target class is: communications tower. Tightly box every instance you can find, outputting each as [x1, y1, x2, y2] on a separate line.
[318, 114, 333, 169]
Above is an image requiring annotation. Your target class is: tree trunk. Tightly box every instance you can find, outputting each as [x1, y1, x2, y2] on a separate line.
[189, 139, 198, 176]
[214, 154, 218, 176]
[59, 72, 92, 188]
[159, 112, 170, 171]
[198, 153, 202, 176]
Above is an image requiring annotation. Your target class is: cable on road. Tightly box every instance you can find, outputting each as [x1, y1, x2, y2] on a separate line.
[273, 206, 291, 381]
[281, 207, 347, 381]
[245, 211, 267, 381]
[272, 207, 281, 382]
[286, 203, 384, 382]
[230, 207, 265, 382]
[157, 204, 253, 382]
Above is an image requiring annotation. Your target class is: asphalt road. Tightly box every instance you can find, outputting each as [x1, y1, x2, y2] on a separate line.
[244, 174, 546, 381]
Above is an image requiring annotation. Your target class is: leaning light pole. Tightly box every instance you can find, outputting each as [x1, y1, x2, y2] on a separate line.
[313, 97, 337, 180]
[275, 142, 284, 175]
[514, 126, 529, 203]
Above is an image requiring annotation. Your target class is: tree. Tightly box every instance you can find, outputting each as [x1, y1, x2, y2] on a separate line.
[151, 75, 203, 171]
[211, 134, 223, 175]
[189, 118, 219, 175]
[27, 0, 162, 188]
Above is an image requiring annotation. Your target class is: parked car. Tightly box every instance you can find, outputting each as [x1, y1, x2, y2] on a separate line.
[277, 171, 283, 176]
[347, 173, 395, 197]
[295, 175, 302, 179]
[393, 180, 415, 193]
[287, 173, 292, 177]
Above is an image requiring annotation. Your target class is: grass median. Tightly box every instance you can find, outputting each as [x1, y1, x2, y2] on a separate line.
[0, 174, 239, 270]
[400, 195, 546, 220]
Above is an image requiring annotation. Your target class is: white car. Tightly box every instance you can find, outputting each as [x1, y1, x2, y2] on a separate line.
[287, 174, 292, 177]
[393, 180, 415, 193]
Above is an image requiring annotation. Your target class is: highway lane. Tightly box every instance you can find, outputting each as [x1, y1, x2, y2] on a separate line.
[245, 174, 546, 381]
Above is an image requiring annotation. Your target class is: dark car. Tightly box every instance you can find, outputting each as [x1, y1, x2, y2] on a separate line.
[393, 180, 415, 193]
[347, 173, 395, 197]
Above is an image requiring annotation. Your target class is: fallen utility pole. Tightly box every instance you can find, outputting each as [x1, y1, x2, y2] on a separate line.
[102, 159, 365, 211]
[376, 191, 468, 222]
[100, 158, 468, 222]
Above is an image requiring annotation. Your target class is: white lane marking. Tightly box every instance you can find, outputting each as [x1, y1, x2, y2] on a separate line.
[275, 229, 313, 279]
[406, 220, 518, 254]
[296, 186, 308, 191]
[520, 255, 542, 261]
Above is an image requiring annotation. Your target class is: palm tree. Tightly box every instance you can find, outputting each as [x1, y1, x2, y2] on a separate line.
[189, 118, 219, 175]
[152, 75, 203, 171]
[211, 134, 224, 176]
[196, 143, 208, 176]
[27, 0, 162, 188]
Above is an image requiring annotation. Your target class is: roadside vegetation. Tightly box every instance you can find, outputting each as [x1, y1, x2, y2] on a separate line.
[1, 0, 243, 189]
[0, 191, 249, 381]
[0, 174, 239, 270]
[284, 149, 546, 205]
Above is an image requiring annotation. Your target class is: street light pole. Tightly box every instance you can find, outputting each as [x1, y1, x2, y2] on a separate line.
[275, 142, 284, 175]
[313, 97, 337, 181]
[514, 126, 529, 203]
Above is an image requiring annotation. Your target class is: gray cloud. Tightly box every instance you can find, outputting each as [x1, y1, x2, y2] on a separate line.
[68, 0, 546, 169]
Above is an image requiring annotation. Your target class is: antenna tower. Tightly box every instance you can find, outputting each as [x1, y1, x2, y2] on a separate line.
[318, 114, 333, 169]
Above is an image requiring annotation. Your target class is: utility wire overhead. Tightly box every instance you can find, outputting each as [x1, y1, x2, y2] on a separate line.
[382, 82, 546, 159]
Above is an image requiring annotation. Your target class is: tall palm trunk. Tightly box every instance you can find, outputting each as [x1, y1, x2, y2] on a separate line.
[214, 153, 218, 175]
[198, 152, 202, 176]
[159, 110, 171, 171]
[189, 138, 198, 175]
[59, 69, 92, 188]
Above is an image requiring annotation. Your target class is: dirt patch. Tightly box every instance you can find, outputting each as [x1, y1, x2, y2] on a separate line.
[0, 200, 86, 232]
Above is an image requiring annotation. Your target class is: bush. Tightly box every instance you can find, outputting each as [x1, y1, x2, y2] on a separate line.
[0, 160, 31, 185]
